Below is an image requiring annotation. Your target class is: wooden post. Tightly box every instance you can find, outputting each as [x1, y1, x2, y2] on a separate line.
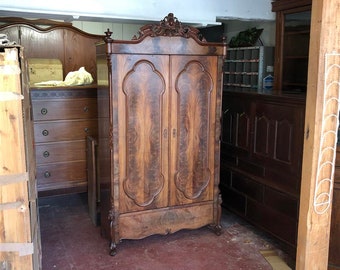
[296, 0, 340, 269]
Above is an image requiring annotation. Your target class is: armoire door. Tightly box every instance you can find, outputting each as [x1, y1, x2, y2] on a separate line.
[169, 55, 218, 206]
[113, 54, 170, 213]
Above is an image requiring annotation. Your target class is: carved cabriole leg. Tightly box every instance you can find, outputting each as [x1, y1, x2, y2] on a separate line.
[109, 208, 118, 256]
[110, 242, 117, 257]
[216, 194, 223, 234]
[208, 193, 223, 235]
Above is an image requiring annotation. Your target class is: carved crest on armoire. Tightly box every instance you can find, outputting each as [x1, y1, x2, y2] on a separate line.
[96, 13, 227, 255]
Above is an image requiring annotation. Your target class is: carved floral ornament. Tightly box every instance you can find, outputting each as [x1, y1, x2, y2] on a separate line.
[104, 13, 205, 42]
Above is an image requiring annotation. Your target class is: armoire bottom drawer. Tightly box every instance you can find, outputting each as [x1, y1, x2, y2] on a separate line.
[36, 161, 86, 191]
[35, 140, 86, 164]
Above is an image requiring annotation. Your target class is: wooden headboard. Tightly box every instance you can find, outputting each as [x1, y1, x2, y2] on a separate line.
[0, 18, 104, 82]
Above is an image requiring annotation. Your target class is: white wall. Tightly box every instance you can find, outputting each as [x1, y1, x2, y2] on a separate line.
[0, 0, 275, 26]
[71, 20, 276, 46]
[224, 20, 276, 47]
[72, 21, 143, 39]
[72, 19, 276, 46]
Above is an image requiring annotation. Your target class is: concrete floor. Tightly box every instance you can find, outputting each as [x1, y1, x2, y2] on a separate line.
[38, 193, 293, 270]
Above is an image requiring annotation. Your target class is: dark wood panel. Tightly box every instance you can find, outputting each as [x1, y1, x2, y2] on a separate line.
[253, 115, 270, 156]
[263, 187, 298, 219]
[246, 199, 298, 246]
[264, 169, 301, 195]
[220, 186, 246, 215]
[231, 173, 264, 202]
[253, 101, 304, 177]
[272, 0, 311, 12]
[238, 158, 265, 177]
[335, 170, 340, 186]
[220, 91, 305, 252]
[219, 164, 232, 187]
[97, 83, 111, 237]
[329, 146, 340, 267]
[329, 185, 340, 266]
[221, 95, 252, 155]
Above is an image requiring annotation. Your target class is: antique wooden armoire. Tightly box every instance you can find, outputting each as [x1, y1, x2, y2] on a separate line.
[96, 13, 227, 255]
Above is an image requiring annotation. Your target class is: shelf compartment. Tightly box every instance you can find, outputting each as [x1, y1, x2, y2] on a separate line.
[223, 46, 274, 92]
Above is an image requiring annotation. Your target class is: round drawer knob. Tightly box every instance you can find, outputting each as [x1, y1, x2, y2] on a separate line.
[44, 171, 51, 178]
[41, 108, 48, 115]
[43, 151, 50, 158]
[84, 127, 89, 133]
[83, 106, 89, 112]
[42, 129, 49, 136]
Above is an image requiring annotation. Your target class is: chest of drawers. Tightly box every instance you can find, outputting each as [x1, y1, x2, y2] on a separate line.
[30, 86, 98, 196]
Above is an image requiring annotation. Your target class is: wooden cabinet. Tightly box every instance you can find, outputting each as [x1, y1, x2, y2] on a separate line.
[272, 0, 311, 93]
[220, 91, 305, 255]
[96, 13, 226, 255]
[30, 87, 98, 196]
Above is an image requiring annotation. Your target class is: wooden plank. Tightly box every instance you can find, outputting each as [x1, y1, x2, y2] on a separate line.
[296, 0, 340, 269]
[0, 47, 33, 269]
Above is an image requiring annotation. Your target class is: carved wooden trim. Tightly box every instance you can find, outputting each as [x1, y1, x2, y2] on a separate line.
[313, 52, 340, 214]
[132, 13, 205, 42]
[30, 87, 97, 99]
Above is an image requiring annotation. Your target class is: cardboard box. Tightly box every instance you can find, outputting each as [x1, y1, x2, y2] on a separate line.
[28, 58, 63, 85]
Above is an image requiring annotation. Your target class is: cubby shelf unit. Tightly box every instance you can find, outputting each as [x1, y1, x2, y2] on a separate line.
[223, 46, 274, 92]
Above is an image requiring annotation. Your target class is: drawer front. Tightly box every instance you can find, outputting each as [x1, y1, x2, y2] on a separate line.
[34, 119, 97, 143]
[36, 161, 86, 191]
[35, 141, 86, 165]
[32, 98, 97, 121]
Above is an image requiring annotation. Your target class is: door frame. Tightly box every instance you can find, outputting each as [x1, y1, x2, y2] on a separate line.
[296, 0, 340, 268]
